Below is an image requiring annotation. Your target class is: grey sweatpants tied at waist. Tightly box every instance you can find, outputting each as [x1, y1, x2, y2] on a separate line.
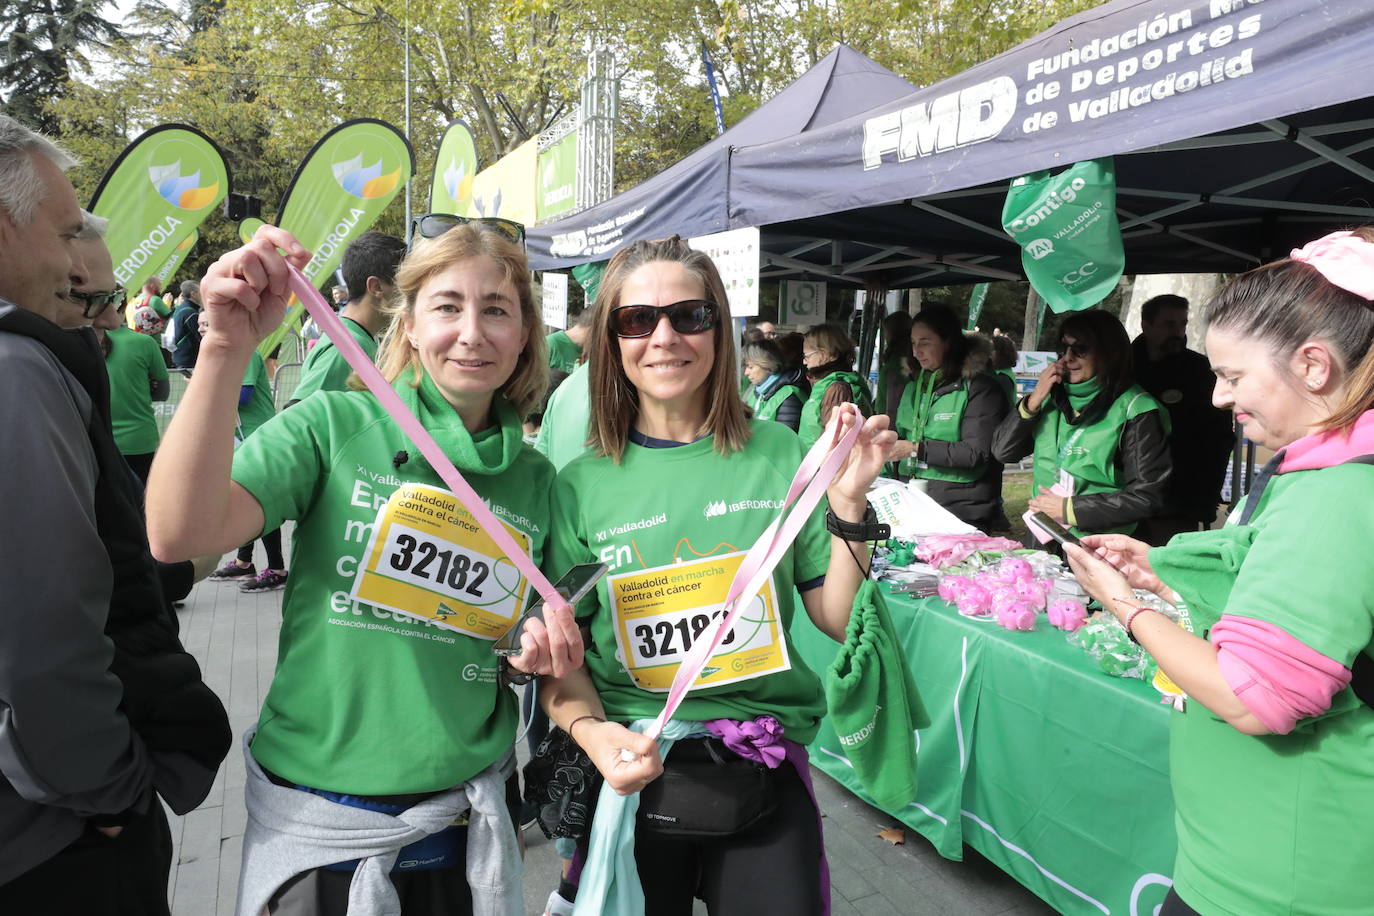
[235, 729, 522, 916]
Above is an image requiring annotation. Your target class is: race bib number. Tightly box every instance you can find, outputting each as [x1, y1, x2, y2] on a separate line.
[607, 551, 791, 692]
[351, 484, 530, 640]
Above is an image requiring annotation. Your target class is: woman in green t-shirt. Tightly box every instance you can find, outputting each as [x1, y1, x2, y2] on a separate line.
[540, 235, 896, 915]
[1064, 228, 1374, 916]
[992, 308, 1172, 537]
[146, 224, 581, 915]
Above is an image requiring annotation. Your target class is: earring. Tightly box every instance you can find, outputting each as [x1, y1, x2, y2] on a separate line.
[1307, 379, 1320, 390]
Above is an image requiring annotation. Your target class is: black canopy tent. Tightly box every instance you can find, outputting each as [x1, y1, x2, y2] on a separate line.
[527, 45, 916, 269]
[728, 0, 1374, 289]
[532, 0, 1374, 291]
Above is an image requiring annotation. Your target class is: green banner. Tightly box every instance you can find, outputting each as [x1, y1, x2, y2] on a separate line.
[1002, 157, 1124, 314]
[428, 119, 478, 216]
[89, 124, 229, 293]
[152, 229, 198, 289]
[537, 130, 577, 222]
[258, 119, 414, 356]
[966, 282, 989, 330]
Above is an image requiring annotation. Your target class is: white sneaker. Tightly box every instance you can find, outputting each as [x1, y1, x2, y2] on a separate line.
[542, 890, 575, 916]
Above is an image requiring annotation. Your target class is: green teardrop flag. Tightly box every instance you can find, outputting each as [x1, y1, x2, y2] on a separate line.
[258, 119, 414, 356]
[89, 124, 229, 294]
[966, 283, 989, 330]
[1001, 157, 1124, 313]
[152, 229, 198, 289]
[428, 119, 478, 216]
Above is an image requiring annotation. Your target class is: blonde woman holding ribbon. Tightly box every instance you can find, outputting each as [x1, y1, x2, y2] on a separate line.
[147, 223, 581, 916]
[539, 235, 897, 916]
[1065, 228, 1374, 916]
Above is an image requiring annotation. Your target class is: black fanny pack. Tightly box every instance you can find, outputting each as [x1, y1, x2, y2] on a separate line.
[636, 736, 780, 838]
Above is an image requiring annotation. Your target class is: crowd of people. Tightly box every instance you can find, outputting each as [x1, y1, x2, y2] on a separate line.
[4, 107, 1374, 916]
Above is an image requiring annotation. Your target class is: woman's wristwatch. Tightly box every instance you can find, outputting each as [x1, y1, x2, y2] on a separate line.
[499, 656, 536, 686]
[825, 503, 891, 542]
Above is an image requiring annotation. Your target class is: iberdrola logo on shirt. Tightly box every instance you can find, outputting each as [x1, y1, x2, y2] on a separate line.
[703, 498, 784, 519]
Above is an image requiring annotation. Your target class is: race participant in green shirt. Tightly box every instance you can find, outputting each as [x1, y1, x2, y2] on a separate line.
[1065, 228, 1374, 916]
[289, 231, 406, 406]
[146, 223, 582, 916]
[797, 322, 875, 447]
[740, 338, 807, 431]
[104, 304, 169, 485]
[540, 235, 896, 915]
[992, 308, 1172, 538]
[545, 307, 591, 374]
[890, 305, 1010, 531]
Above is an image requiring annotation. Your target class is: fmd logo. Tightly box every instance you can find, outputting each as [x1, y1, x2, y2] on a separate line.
[862, 77, 1017, 170]
[332, 153, 401, 199]
[148, 162, 217, 210]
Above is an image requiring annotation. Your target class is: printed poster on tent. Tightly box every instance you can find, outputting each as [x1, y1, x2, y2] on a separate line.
[780, 280, 826, 326]
[688, 227, 760, 317]
[89, 124, 229, 293]
[542, 273, 569, 329]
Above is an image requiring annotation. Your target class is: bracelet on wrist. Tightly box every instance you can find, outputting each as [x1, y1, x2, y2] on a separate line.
[825, 503, 890, 542]
[1123, 606, 1154, 644]
[568, 714, 606, 742]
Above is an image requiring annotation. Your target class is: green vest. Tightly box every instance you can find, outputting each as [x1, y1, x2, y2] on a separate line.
[894, 371, 979, 483]
[754, 383, 803, 422]
[799, 369, 874, 445]
[1031, 383, 1164, 536]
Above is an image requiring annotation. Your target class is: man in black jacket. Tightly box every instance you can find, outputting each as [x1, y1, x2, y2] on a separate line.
[1131, 295, 1236, 544]
[0, 115, 230, 913]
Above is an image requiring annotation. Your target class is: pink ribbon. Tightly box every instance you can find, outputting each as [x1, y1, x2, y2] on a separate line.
[1289, 230, 1374, 300]
[642, 403, 863, 740]
[285, 268, 566, 609]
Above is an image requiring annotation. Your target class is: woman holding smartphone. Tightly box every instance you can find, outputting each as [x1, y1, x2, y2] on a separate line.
[147, 222, 580, 915]
[992, 308, 1171, 537]
[539, 235, 895, 915]
[1065, 229, 1374, 915]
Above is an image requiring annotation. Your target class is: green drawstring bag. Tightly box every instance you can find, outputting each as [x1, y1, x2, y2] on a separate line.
[825, 580, 929, 809]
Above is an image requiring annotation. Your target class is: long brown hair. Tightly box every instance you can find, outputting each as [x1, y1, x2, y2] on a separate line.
[586, 235, 751, 462]
[1206, 226, 1374, 433]
[374, 225, 547, 418]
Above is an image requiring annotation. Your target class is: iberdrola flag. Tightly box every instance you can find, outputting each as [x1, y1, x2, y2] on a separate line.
[89, 124, 230, 293]
[428, 120, 478, 215]
[152, 229, 199, 289]
[257, 118, 414, 356]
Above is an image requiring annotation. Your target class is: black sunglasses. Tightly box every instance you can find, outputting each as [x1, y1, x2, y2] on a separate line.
[409, 212, 525, 248]
[610, 300, 717, 338]
[1057, 340, 1091, 358]
[69, 287, 126, 319]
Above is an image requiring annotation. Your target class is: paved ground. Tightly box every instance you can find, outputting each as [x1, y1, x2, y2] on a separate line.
[167, 546, 1054, 916]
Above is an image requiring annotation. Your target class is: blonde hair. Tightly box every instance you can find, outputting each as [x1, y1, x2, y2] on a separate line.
[373, 225, 547, 418]
[586, 236, 751, 462]
[803, 322, 855, 365]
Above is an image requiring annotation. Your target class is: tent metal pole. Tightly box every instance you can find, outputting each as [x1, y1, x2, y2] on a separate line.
[909, 201, 1011, 241]
[1116, 212, 1260, 264]
[1261, 119, 1374, 185]
[783, 239, 829, 258]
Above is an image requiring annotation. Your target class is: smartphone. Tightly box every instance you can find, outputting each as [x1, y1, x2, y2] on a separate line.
[1028, 511, 1082, 548]
[491, 562, 608, 656]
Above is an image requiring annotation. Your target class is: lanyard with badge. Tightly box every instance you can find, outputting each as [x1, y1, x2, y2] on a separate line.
[285, 269, 580, 642]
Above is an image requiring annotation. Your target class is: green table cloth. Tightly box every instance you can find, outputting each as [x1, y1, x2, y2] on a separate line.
[791, 586, 1177, 915]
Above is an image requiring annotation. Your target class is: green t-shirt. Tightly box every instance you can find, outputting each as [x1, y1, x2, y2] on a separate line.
[546, 330, 580, 375]
[237, 351, 276, 441]
[546, 420, 831, 742]
[291, 316, 377, 404]
[534, 361, 591, 471]
[1153, 464, 1374, 915]
[230, 371, 555, 794]
[104, 326, 167, 455]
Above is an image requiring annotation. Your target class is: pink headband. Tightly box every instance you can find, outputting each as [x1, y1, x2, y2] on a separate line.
[1289, 231, 1374, 300]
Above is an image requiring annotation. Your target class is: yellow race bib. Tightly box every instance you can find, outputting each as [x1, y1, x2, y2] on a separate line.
[351, 483, 530, 640]
[608, 551, 791, 692]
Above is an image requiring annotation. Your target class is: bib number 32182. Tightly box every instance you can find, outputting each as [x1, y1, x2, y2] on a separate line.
[351, 483, 530, 640]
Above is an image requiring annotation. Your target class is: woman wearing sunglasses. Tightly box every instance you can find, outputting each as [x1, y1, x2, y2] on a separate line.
[147, 224, 581, 916]
[992, 308, 1171, 538]
[890, 305, 1010, 531]
[538, 236, 896, 915]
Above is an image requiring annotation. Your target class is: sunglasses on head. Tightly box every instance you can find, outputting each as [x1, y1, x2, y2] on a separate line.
[1057, 341, 1091, 358]
[610, 300, 717, 338]
[69, 287, 126, 319]
[409, 212, 525, 248]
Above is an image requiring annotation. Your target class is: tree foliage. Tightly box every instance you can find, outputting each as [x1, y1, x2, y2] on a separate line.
[1, 0, 125, 132]
[27, 0, 1098, 282]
